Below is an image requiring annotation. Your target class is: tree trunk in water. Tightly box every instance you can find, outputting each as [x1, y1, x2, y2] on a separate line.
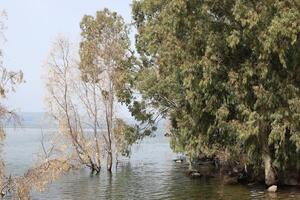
[260, 122, 276, 186]
[263, 153, 276, 186]
[107, 151, 112, 171]
[106, 79, 114, 172]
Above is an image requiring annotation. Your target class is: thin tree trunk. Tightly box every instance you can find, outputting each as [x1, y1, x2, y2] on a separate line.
[106, 74, 114, 172]
[263, 152, 276, 186]
[259, 122, 276, 186]
[106, 96, 113, 171]
[93, 84, 101, 172]
[107, 150, 112, 171]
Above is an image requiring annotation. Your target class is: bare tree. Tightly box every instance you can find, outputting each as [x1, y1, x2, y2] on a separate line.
[0, 9, 24, 197]
[0, 158, 73, 200]
[45, 30, 136, 174]
[0, 11, 73, 200]
[44, 36, 103, 173]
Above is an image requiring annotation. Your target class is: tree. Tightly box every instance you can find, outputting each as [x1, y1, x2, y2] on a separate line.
[0, 66, 23, 195]
[79, 8, 133, 171]
[0, 10, 75, 200]
[45, 31, 136, 173]
[45, 36, 103, 173]
[123, 0, 300, 185]
[0, 8, 23, 190]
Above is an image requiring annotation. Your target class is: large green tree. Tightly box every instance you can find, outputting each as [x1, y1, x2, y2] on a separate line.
[120, 0, 300, 185]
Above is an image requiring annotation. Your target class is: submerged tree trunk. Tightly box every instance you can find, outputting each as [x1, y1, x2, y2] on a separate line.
[260, 122, 276, 186]
[263, 152, 276, 186]
[107, 150, 112, 171]
[107, 74, 114, 172]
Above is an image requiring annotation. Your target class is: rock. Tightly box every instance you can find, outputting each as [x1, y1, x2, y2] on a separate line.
[223, 175, 238, 185]
[174, 156, 186, 163]
[247, 182, 255, 186]
[164, 132, 171, 137]
[190, 172, 202, 178]
[233, 167, 239, 173]
[284, 178, 298, 186]
[267, 185, 277, 193]
[174, 158, 183, 163]
[283, 173, 300, 186]
[187, 170, 202, 178]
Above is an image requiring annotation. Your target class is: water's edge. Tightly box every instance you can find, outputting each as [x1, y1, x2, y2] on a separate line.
[4, 127, 300, 200]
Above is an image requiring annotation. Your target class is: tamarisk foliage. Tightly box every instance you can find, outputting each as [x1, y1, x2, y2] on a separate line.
[118, 0, 300, 185]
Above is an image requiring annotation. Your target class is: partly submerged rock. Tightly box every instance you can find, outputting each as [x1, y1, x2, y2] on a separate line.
[267, 185, 277, 193]
[223, 175, 238, 185]
[187, 170, 202, 178]
[283, 173, 300, 186]
[173, 156, 186, 163]
[164, 132, 171, 137]
[190, 172, 202, 178]
[173, 158, 184, 163]
[284, 177, 299, 186]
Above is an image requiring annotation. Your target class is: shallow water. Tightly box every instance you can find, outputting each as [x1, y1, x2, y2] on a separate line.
[3, 127, 300, 200]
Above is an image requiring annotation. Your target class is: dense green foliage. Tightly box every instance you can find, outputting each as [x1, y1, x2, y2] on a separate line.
[113, 118, 138, 157]
[119, 0, 300, 185]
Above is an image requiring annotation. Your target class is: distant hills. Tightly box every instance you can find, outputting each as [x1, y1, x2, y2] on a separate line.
[6, 112, 55, 128]
[4, 112, 166, 132]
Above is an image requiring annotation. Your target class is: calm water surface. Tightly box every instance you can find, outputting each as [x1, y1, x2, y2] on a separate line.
[4, 127, 300, 200]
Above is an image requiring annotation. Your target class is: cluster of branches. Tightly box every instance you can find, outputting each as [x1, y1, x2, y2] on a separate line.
[0, 7, 143, 199]
[0, 10, 74, 199]
[44, 9, 136, 174]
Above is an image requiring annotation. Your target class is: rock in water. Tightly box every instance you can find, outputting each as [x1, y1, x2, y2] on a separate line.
[190, 172, 202, 178]
[267, 185, 277, 192]
[174, 159, 183, 163]
[223, 175, 238, 185]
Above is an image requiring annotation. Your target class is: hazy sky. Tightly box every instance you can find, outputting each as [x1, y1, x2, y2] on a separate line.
[1, 0, 132, 112]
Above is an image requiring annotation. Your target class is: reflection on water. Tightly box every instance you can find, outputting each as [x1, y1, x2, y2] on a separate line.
[4, 128, 300, 199]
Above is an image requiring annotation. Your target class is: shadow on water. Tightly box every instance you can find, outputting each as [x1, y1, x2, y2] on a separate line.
[4, 127, 300, 199]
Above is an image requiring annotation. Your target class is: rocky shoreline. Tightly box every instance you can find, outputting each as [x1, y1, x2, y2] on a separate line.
[174, 155, 300, 191]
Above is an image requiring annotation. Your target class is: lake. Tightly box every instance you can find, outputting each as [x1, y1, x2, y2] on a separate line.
[3, 120, 300, 199]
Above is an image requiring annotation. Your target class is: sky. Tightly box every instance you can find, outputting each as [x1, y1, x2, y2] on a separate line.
[1, 0, 133, 112]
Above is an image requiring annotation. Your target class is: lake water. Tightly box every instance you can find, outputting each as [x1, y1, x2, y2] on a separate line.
[4, 126, 300, 199]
